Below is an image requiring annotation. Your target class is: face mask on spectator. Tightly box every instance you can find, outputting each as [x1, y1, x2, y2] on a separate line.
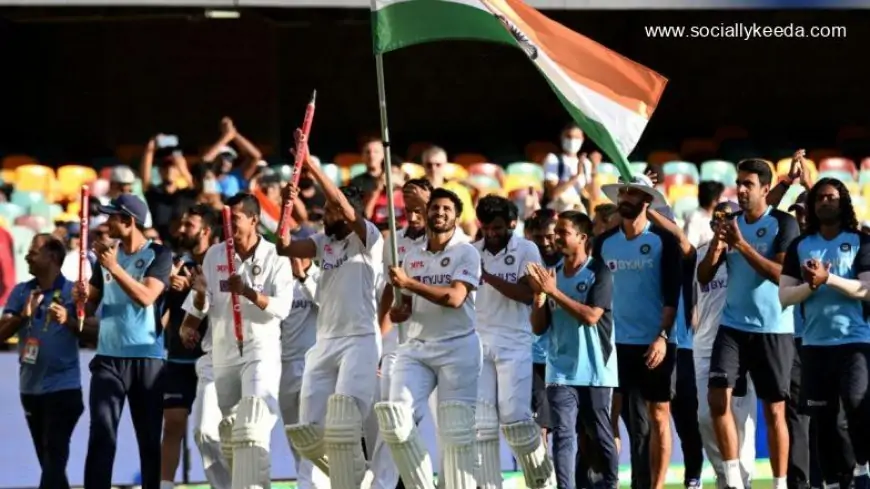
[561, 137, 583, 154]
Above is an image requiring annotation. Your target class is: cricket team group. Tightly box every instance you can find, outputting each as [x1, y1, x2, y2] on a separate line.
[4, 146, 870, 489]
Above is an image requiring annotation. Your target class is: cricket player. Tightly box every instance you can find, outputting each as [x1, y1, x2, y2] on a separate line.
[280, 240, 325, 489]
[77, 194, 173, 489]
[161, 205, 218, 489]
[280, 147, 384, 489]
[693, 202, 757, 489]
[370, 178, 430, 489]
[779, 178, 870, 489]
[181, 192, 294, 488]
[595, 175, 682, 489]
[528, 210, 619, 489]
[377, 187, 482, 489]
[473, 195, 553, 489]
[698, 159, 800, 489]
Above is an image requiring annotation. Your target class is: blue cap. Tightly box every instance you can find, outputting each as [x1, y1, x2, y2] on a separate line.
[66, 222, 82, 237]
[97, 194, 149, 226]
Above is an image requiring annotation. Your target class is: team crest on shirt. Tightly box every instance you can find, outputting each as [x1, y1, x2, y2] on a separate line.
[135, 259, 144, 268]
[252, 265, 262, 276]
[105, 272, 112, 283]
[576, 282, 588, 292]
[756, 228, 767, 238]
[841, 243, 851, 252]
[441, 257, 451, 267]
[606, 260, 617, 271]
[505, 255, 515, 265]
[640, 244, 651, 255]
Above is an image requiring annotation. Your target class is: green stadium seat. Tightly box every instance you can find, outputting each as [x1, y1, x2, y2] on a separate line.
[10, 225, 35, 283]
[467, 174, 501, 191]
[270, 164, 293, 182]
[10, 190, 44, 209]
[700, 160, 737, 186]
[662, 161, 700, 182]
[0, 202, 25, 222]
[672, 196, 700, 221]
[859, 170, 870, 186]
[629, 161, 648, 175]
[348, 164, 367, 180]
[596, 162, 620, 176]
[30, 202, 63, 222]
[818, 170, 856, 183]
[506, 162, 544, 181]
[321, 163, 343, 186]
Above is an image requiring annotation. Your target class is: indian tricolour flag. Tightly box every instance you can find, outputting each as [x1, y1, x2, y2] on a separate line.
[371, 0, 668, 179]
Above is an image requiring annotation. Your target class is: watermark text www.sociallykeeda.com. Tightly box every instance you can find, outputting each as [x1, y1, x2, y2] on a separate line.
[644, 23, 847, 40]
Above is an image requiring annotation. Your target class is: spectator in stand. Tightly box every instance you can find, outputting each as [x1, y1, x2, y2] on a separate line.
[684, 181, 725, 248]
[188, 163, 224, 210]
[94, 166, 153, 229]
[0, 225, 17, 309]
[542, 123, 596, 213]
[422, 145, 478, 238]
[364, 155, 408, 232]
[141, 136, 197, 241]
[201, 117, 263, 198]
[349, 137, 387, 194]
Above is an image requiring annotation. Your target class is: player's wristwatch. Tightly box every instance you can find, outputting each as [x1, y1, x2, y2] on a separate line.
[657, 330, 669, 341]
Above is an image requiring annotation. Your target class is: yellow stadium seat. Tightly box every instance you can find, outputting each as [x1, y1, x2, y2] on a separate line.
[67, 200, 81, 217]
[402, 162, 426, 179]
[0, 215, 7, 229]
[453, 153, 488, 166]
[334, 153, 361, 168]
[503, 174, 543, 194]
[57, 165, 99, 200]
[2, 154, 39, 170]
[1, 169, 16, 185]
[595, 174, 619, 187]
[668, 183, 698, 202]
[846, 181, 860, 196]
[443, 163, 468, 182]
[441, 181, 476, 225]
[55, 212, 78, 223]
[14, 164, 56, 198]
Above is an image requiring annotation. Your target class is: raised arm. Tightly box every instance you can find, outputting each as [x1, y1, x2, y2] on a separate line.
[301, 142, 368, 243]
[648, 208, 694, 258]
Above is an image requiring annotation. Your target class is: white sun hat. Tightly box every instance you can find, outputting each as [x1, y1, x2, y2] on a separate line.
[601, 173, 669, 209]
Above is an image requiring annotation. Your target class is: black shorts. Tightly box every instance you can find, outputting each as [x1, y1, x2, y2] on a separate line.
[616, 343, 676, 403]
[708, 326, 794, 402]
[801, 343, 870, 413]
[531, 362, 551, 429]
[162, 361, 198, 411]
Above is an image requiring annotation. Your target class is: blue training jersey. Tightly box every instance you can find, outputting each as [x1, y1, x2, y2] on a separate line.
[782, 230, 870, 346]
[5, 276, 81, 395]
[544, 257, 618, 387]
[593, 222, 682, 345]
[90, 241, 173, 358]
[720, 207, 799, 334]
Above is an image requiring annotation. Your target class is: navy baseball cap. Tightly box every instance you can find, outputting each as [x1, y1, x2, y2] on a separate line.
[788, 192, 808, 213]
[98, 194, 149, 226]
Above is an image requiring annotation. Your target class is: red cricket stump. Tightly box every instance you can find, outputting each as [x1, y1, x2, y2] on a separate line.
[77, 185, 90, 331]
[278, 89, 317, 238]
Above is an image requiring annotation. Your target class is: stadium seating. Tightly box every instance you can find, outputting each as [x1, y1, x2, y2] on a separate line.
[629, 162, 647, 175]
[13, 164, 56, 200]
[348, 163, 367, 180]
[662, 161, 700, 183]
[506, 162, 545, 181]
[10, 225, 35, 283]
[1, 154, 39, 170]
[467, 174, 501, 192]
[467, 163, 505, 184]
[320, 163, 344, 186]
[442, 163, 469, 181]
[700, 160, 737, 186]
[818, 157, 857, 177]
[401, 162, 426, 180]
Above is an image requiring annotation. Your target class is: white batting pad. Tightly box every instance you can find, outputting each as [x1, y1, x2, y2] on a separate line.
[286, 423, 331, 475]
[475, 402, 502, 489]
[502, 420, 555, 489]
[194, 428, 232, 489]
[324, 394, 367, 489]
[218, 415, 236, 473]
[375, 401, 436, 489]
[232, 396, 278, 489]
[438, 402, 477, 489]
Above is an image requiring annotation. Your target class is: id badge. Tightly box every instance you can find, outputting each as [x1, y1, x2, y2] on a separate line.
[22, 338, 39, 364]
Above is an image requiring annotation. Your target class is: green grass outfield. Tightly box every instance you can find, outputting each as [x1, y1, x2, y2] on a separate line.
[134, 461, 775, 489]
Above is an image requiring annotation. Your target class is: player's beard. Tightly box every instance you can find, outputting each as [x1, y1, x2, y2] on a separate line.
[485, 233, 510, 252]
[427, 215, 456, 234]
[816, 206, 841, 225]
[177, 231, 202, 252]
[617, 201, 644, 219]
[325, 220, 350, 238]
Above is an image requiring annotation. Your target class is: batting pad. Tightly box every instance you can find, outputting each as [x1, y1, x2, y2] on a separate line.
[218, 415, 236, 472]
[475, 402, 502, 489]
[323, 394, 367, 489]
[194, 428, 232, 489]
[375, 401, 436, 489]
[502, 419, 555, 489]
[438, 401, 477, 489]
[232, 396, 278, 489]
[285, 423, 330, 475]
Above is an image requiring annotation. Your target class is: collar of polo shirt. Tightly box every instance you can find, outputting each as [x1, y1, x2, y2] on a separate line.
[475, 233, 519, 257]
[423, 228, 467, 254]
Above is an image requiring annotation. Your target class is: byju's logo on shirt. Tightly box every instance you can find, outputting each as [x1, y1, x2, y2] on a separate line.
[413, 274, 452, 285]
[322, 255, 348, 271]
[700, 278, 727, 293]
[606, 259, 654, 271]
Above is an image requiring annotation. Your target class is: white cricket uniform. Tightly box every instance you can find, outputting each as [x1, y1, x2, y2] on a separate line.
[279, 265, 324, 489]
[474, 235, 542, 424]
[298, 220, 384, 424]
[391, 231, 482, 417]
[694, 243, 757, 489]
[184, 238, 294, 416]
[188, 324, 232, 489]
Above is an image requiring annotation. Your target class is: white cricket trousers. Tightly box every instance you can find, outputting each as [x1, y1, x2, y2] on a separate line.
[478, 339, 534, 424]
[191, 356, 232, 489]
[280, 358, 329, 489]
[366, 352, 402, 489]
[694, 354, 757, 489]
[214, 357, 282, 416]
[299, 334, 381, 425]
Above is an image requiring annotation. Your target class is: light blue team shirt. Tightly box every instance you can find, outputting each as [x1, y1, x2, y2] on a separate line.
[720, 207, 799, 334]
[782, 230, 870, 346]
[6, 276, 81, 395]
[90, 241, 173, 358]
[543, 257, 618, 387]
[593, 223, 683, 345]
